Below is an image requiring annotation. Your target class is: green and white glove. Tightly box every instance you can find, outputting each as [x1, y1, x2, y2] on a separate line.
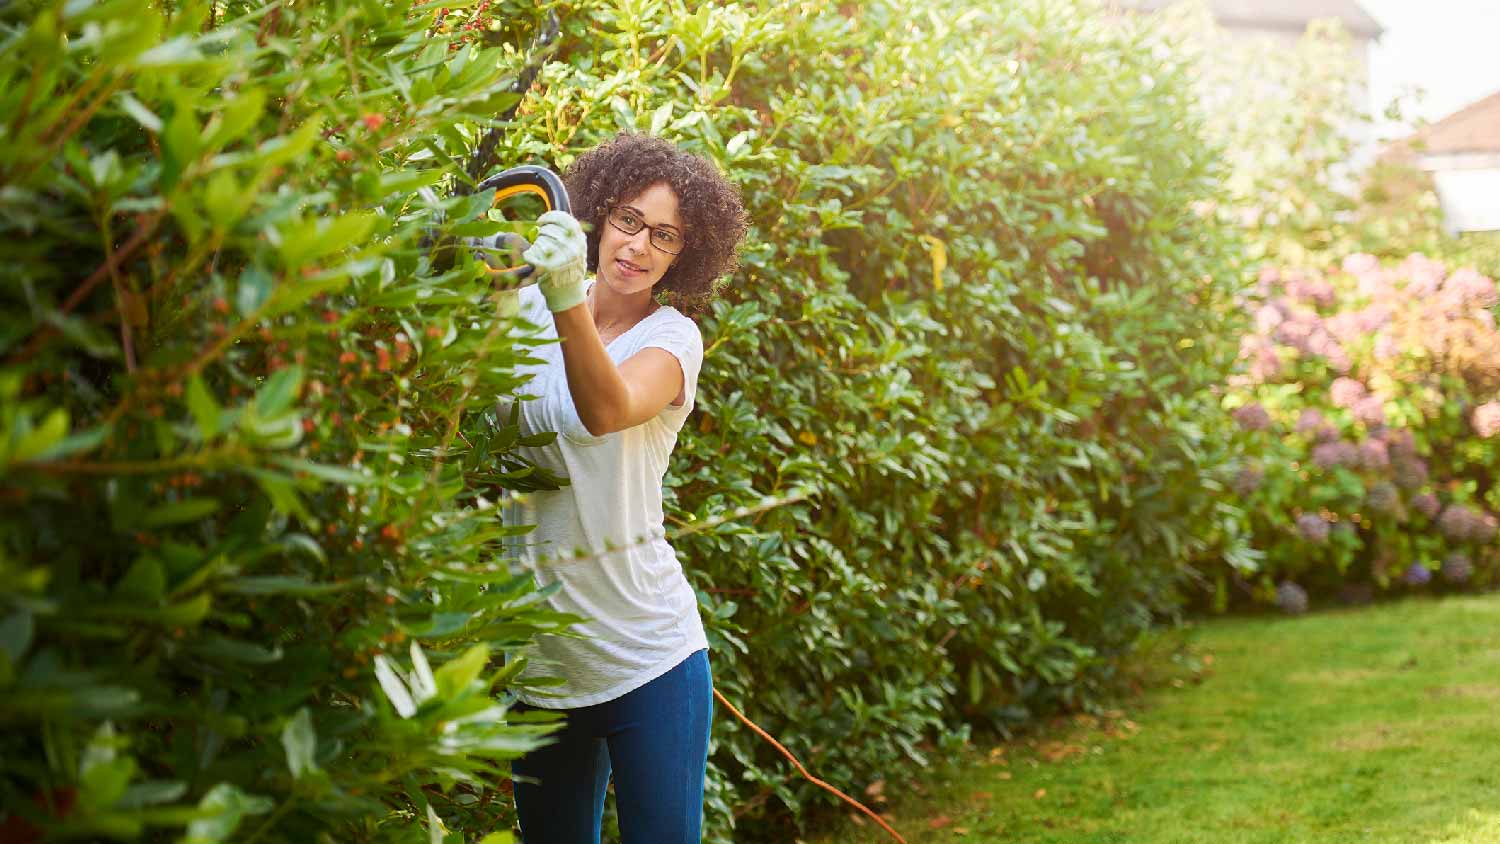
[523, 210, 589, 313]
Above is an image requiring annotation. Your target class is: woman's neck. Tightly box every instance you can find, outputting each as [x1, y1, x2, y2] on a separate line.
[587, 277, 658, 331]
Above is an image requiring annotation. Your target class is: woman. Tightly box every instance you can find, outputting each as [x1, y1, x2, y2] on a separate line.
[496, 132, 748, 844]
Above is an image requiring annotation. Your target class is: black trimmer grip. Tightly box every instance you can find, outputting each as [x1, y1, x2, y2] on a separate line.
[472, 165, 571, 281]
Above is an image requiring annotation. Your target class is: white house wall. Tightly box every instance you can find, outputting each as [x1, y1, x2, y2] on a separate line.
[1426, 154, 1500, 234]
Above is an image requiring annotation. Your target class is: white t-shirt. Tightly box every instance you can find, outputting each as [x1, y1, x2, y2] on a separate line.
[498, 281, 709, 708]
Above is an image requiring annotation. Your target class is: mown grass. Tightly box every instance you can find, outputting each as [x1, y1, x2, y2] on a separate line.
[805, 593, 1500, 844]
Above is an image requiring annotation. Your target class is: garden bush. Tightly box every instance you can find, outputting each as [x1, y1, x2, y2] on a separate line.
[500, 2, 1250, 839]
[3, 0, 1255, 841]
[1223, 252, 1500, 612]
[1140, 3, 1500, 618]
[1, 1, 579, 841]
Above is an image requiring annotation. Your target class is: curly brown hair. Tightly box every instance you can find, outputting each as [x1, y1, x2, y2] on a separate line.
[563, 133, 747, 317]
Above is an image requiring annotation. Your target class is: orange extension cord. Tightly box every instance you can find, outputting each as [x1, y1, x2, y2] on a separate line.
[712, 688, 907, 844]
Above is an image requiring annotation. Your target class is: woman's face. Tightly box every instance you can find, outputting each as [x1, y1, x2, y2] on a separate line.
[595, 181, 683, 298]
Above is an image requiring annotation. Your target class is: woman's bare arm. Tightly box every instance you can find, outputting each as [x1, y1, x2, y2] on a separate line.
[552, 304, 684, 436]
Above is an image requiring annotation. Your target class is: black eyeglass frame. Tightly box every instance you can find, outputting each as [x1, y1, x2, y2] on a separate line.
[605, 205, 686, 256]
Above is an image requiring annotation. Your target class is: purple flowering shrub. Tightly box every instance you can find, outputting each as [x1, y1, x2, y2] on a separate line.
[1222, 253, 1500, 610]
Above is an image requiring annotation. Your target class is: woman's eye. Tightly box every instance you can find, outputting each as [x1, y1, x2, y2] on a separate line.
[655, 230, 678, 245]
[619, 212, 640, 228]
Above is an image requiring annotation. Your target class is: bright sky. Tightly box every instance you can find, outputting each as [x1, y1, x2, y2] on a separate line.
[1361, 0, 1500, 140]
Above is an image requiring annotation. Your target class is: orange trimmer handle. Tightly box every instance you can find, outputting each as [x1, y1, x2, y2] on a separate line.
[474, 165, 571, 280]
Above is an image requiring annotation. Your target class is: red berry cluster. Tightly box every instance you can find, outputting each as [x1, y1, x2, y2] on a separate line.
[445, 0, 498, 51]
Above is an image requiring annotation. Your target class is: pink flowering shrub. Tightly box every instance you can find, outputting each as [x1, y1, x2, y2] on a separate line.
[1223, 253, 1500, 610]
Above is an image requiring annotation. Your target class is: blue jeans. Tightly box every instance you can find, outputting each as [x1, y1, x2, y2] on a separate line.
[511, 649, 713, 844]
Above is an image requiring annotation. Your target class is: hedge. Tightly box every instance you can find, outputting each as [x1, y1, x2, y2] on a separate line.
[2, 2, 575, 841]
[503, 2, 1249, 839]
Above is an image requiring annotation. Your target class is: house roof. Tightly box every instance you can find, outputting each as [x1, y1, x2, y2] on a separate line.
[1120, 0, 1384, 39]
[1405, 91, 1500, 156]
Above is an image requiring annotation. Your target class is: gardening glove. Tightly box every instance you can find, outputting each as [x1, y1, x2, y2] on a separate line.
[523, 210, 589, 313]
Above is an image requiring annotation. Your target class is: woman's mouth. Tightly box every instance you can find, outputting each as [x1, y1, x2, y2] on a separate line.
[614, 257, 647, 277]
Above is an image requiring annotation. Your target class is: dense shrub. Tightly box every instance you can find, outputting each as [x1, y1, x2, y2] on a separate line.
[1, 1, 576, 841]
[500, 2, 1249, 839]
[1223, 253, 1500, 611]
[1141, 2, 1500, 617]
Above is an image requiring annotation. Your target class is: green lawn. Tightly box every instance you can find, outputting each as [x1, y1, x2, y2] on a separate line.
[805, 593, 1500, 844]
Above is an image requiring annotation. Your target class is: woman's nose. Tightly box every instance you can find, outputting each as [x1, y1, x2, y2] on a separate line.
[625, 227, 651, 253]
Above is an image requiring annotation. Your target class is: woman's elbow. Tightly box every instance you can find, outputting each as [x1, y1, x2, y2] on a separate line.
[577, 406, 623, 438]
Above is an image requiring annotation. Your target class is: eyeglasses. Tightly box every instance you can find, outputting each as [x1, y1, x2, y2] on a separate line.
[606, 206, 686, 256]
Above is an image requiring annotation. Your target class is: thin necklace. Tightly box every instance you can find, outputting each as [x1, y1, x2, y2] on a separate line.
[589, 288, 658, 339]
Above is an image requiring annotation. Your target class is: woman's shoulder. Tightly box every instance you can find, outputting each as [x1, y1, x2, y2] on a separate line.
[642, 305, 703, 351]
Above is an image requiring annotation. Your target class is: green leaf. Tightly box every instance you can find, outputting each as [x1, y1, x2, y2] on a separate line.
[408, 642, 437, 702]
[95, 11, 163, 67]
[515, 431, 557, 448]
[0, 610, 34, 663]
[378, 169, 447, 196]
[219, 576, 345, 597]
[255, 117, 323, 170]
[434, 644, 489, 699]
[43, 311, 118, 357]
[253, 365, 303, 418]
[181, 783, 274, 844]
[32, 421, 112, 461]
[155, 592, 213, 626]
[279, 212, 377, 266]
[92, 594, 209, 627]
[142, 497, 221, 528]
[189, 635, 284, 664]
[0, 652, 12, 686]
[650, 102, 673, 135]
[186, 376, 221, 440]
[117, 781, 188, 809]
[490, 655, 527, 689]
[265, 274, 352, 317]
[161, 100, 199, 190]
[279, 534, 327, 563]
[13, 408, 70, 462]
[81, 756, 138, 810]
[248, 469, 309, 520]
[270, 456, 373, 485]
[80, 722, 136, 810]
[281, 707, 319, 780]
[116, 92, 163, 133]
[209, 89, 266, 151]
[236, 266, 272, 316]
[116, 556, 166, 601]
[134, 35, 206, 68]
[726, 130, 750, 158]
[402, 611, 473, 638]
[373, 655, 417, 718]
[203, 169, 244, 231]
[72, 686, 142, 717]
